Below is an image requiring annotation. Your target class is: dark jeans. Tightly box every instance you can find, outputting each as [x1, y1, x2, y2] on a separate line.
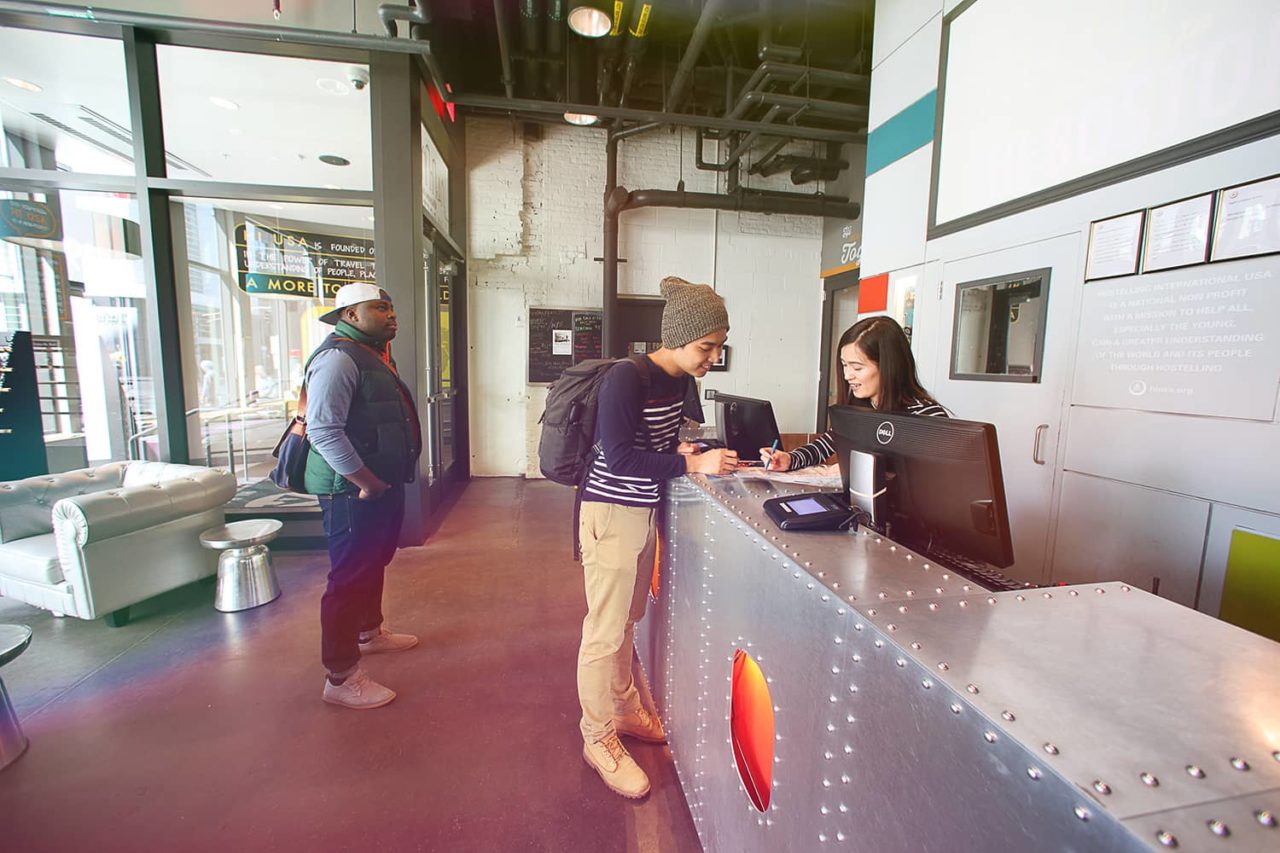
[318, 484, 406, 675]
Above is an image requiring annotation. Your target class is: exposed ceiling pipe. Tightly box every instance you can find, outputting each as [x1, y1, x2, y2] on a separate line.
[546, 0, 566, 100]
[743, 90, 868, 121]
[609, 184, 859, 219]
[595, 0, 627, 108]
[757, 0, 802, 62]
[666, 0, 729, 113]
[519, 0, 543, 98]
[379, 0, 429, 37]
[453, 94, 864, 143]
[617, 1, 654, 108]
[492, 0, 517, 99]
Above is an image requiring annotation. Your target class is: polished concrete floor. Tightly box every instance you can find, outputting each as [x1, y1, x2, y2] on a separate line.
[0, 479, 700, 853]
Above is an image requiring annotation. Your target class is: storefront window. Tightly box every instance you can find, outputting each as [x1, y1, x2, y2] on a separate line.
[156, 47, 372, 188]
[0, 28, 133, 175]
[173, 198, 375, 484]
[1, 187, 153, 470]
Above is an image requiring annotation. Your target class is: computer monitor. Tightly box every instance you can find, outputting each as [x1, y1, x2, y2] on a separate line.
[828, 406, 1015, 569]
[714, 393, 782, 460]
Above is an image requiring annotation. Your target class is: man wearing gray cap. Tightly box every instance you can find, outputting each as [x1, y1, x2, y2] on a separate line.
[577, 276, 738, 798]
[305, 282, 422, 709]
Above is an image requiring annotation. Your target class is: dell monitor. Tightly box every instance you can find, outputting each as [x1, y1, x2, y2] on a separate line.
[828, 406, 1015, 569]
[714, 393, 782, 460]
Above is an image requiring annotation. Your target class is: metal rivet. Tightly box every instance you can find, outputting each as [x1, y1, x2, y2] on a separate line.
[1043, 743, 1059, 755]
[1092, 780, 1111, 795]
[1016, 595, 1026, 602]
[873, 640, 883, 648]
[984, 732, 997, 743]
[1156, 830, 1178, 848]
[1074, 806, 1090, 821]
[928, 603, 939, 611]
[1256, 810, 1276, 827]
[950, 704, 962, 714]
[966, 684, 979, 694]
[1096, 588, 1106, 595]
[1027, 767, 1042, 780]
[1002, 711, 1015, 722]
[959, 600, 969, 608]
[1207, 820, 1229, 838]
[895, 658, 905, 667]
[937, 662, 950, 671]
[851, 654, 861, 663]
[1274, 750, 1280, 762]
[1069, 590, 1079, 597]
[1121, 585, 1131, 592]
[987, 597, 997, 605]
[1042, 592, 1052, 599]
[1230, 757, 1249, 771]
[910, 642, 921, 650]
[921, 679, 932, 689]
[898, 605, 908, 614]
[888, 624, 898, 632]
[1140, 772, 1159, 787]
[1186, 765, 1205, 779]
[868, 609, 878, 616]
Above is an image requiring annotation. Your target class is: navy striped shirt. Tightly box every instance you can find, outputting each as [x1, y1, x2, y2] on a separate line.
[787, 400, 949, 469]
[582, 359, 690, 507]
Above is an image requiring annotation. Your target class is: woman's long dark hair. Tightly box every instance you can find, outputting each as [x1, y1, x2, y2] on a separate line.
[835, 316, 939, 412]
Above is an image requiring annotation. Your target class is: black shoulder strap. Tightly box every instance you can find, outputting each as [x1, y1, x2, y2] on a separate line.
[625, 354, 653, 390]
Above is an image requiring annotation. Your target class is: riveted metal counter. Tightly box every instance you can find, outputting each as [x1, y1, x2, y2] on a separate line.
[634, 474, 1280, 853]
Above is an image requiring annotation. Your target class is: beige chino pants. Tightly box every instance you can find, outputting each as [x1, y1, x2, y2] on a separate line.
[576, 501, 657, 743]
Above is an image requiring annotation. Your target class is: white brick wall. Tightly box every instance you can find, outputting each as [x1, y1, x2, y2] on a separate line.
[466, 116, 826, 477]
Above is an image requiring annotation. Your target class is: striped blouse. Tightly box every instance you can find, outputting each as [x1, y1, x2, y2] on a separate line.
[786, 400, 949, 470]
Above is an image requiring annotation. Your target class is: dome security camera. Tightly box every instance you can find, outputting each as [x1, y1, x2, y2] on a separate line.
[350, 67, 370, 91]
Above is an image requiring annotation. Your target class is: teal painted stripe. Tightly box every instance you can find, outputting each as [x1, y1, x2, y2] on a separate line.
[866, 89, 937, 177]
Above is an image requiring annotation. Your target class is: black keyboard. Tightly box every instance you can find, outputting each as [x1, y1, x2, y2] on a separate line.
[924, 544, 1029, 592]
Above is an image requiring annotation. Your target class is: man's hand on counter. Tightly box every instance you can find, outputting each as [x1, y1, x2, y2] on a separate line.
[686, 447, 739, 475]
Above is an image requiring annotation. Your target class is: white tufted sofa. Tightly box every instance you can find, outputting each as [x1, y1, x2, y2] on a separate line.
[0, 462, 238, 625]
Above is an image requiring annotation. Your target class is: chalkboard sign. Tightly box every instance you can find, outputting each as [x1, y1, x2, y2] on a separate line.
[528, 307, 604, 383]
[0, 330, 49, 480]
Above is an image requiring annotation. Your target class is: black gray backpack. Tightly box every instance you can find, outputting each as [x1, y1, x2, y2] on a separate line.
[537, 355, 651, 486]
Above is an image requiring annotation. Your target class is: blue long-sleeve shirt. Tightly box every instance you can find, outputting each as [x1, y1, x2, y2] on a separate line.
[304, 348, 365, 476]
[582, 359, 694, 507]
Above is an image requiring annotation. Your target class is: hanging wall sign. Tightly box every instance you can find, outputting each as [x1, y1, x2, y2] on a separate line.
[234, 220, 376, 299]
[0, 199, 61, 243]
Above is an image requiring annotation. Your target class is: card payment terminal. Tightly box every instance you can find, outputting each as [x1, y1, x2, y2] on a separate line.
[763, 492, 853, 531]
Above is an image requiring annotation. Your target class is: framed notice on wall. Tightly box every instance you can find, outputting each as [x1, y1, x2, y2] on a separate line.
[1143, 192, 1212, 273]
[528, 307, 604, 383]
[1211, 174, 1280, 262]
[1085, 210, 1144, 281]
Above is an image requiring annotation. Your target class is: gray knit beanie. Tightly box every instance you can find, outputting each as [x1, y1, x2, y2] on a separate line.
[660, 276, 729, 348]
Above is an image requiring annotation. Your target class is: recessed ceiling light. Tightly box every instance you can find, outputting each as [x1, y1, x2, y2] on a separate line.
[319, 154, 351, 166]
[316, 78, 351, 96]
[564, 112, 599, 126]
[324, 184, 341, 190]
[4, 77, 42, 93]
[568, 6, 611, 38]
[209, 96, 239, 111]
[269, 204, 285, 210]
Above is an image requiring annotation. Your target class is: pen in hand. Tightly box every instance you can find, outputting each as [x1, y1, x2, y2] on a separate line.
[761, 439, 780, 468]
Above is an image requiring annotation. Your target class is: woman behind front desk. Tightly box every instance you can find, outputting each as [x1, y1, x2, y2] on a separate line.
[760, 316, 946, 471]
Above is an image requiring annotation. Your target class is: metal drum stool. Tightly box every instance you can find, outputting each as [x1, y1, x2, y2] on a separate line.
[200, 519, 284, 612]
[0, 624, 33, 771]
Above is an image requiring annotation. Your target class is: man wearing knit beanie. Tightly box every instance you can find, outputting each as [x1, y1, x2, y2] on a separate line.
[576, 275, 736, 799]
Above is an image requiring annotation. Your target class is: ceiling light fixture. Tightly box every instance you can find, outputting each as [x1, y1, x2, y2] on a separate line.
[563, 112, 599, 126]
[4, 77, 42, 93]
[318, 154, 351, 166]
[568, 4, 612, 38]
[209, 96, 240, 111]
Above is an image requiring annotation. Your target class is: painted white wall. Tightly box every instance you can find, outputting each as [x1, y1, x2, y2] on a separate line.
[861, 13, 942, 277]
[466, 118, 826, 477]
[865, 0, 1280, 612]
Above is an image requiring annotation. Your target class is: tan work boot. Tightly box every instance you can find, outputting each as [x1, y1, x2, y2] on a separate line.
[614, 706, 668, 744]
[583, 732, 651, 799]
[358, 626, 419, 654]
[322, 668, 396, 709]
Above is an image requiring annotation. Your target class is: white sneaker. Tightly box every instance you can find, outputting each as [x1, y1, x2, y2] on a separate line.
[358, 626, 419, 654]
[322, 668, 396, 709]
[614, 706, 667, 744]
[583, 732, 651, 799]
